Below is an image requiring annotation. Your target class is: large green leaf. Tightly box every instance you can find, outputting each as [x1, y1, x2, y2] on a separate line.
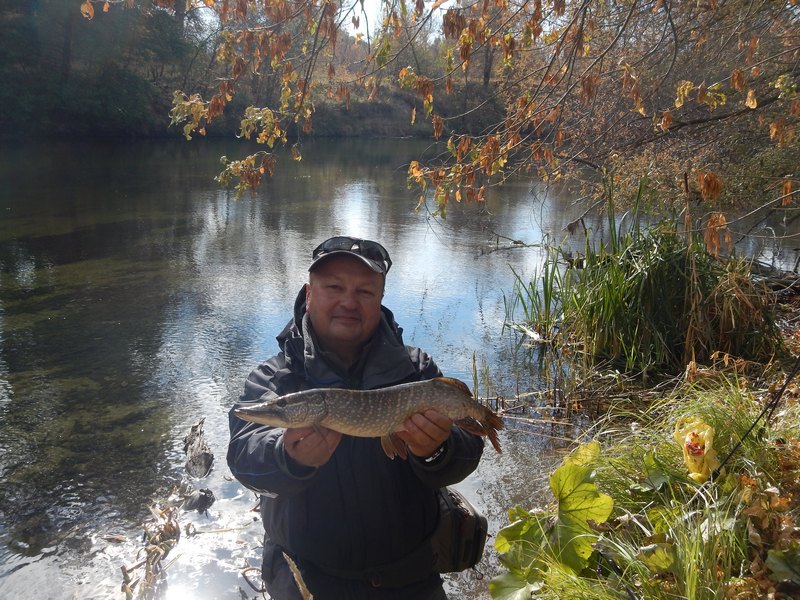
[494, 510, 552, 578]
[489, 572, 543, 600]
[549, 441, 614, 573]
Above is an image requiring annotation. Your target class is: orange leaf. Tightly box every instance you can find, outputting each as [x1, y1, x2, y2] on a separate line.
[731, 68, 745, 91]
[103, 1, 110, 12]
[432, 115, 444, 140]
[80, 1, 94, 19]
[697, 171, 723, 202]
[783, 179, 794, 206]
[660, 110, 673, 131]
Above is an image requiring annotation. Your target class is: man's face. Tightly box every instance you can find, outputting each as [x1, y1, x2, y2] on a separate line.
[305, 255, 384, 362]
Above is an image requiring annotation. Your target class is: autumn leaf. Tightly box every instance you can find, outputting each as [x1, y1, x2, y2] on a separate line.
[782, 179, 795, 207]
[731, 68, 745, 91]
[432, 115, 444, 140]
[675, 81, 694, 108]
[660, 110, 673, 131]
[697, 171, 723, 202]
[745, 89, 758, 109]
[80, 1, 94, 19]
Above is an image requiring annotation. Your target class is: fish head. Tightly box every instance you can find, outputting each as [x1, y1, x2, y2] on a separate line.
[234, 390, 328, 428]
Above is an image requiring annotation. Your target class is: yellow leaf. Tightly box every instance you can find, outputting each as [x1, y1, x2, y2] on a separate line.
[745, 89, 757, 109]
[675, 80, 694, 108]
[80, 1, 94, 19]
[411, 106, 416, 125]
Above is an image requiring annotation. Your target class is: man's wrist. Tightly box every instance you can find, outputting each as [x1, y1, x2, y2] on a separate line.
[423, 443, 447, 464]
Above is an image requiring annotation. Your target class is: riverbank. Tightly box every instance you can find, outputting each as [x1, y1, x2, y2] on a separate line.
[488, 287, 800, 599]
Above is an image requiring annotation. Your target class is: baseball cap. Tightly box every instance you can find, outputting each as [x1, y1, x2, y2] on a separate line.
[309, 236, 392, 274]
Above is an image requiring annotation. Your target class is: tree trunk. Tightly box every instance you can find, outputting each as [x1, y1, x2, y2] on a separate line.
[173, 0, 185, 33]
[482, 43, 493, 87]
[60, 7, 73, 83]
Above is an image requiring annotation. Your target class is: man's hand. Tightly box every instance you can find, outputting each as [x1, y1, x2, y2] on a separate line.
[284, 426, 341, 468]
[396, 410, 453, 459]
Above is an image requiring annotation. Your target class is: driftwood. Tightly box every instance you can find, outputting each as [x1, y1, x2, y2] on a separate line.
[183, 418, 214, 478]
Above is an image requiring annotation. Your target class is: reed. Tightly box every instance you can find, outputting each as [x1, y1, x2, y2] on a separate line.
[504, 183, 782, 378]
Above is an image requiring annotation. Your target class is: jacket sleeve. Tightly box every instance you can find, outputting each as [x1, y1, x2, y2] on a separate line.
[406, 347, 486, 488]
[226, 357, 318, 497]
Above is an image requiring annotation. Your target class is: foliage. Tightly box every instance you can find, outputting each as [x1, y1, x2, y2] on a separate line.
[1, 0, 201, 136]
[3, 0, 796, 219]
[492, 372, 800, 599]
[505, 180, 783, 376]
[491, 441, 613, 599]
[73, 0, 796, 213]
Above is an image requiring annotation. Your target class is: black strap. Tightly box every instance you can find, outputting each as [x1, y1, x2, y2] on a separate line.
[301, 541, 436, 588]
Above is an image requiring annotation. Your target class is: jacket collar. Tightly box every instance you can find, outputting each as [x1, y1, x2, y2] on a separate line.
[276, 286, 418, 389]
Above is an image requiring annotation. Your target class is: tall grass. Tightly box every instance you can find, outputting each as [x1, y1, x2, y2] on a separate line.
[504, 183, 783, 378]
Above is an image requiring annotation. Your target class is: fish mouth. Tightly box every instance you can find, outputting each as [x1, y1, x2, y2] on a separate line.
[234, 407, 279, 424]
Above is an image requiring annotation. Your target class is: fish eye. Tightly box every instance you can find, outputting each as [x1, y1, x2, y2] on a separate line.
[276, 398, 286, 407]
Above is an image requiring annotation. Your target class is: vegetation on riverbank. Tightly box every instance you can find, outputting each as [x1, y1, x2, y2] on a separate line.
[491, 371, 800, 599]
[497, 182, 800, 598]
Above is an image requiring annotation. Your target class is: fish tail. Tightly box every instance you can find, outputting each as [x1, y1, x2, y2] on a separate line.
[455, 410, 504, 453]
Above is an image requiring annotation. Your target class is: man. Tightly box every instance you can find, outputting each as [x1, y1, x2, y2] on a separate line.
[227, 236, 485, 599]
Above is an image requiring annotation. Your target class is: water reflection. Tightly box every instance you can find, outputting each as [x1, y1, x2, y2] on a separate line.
[1, 138, 797, 599]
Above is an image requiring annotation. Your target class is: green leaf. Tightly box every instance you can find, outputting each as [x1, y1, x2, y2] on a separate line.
[630, 451, 670, 493]
[766, 545, 800, 584]
[495, 511, 551, 577]
[489, 572, 543, 600]
[549, 441, 614, 573]
[637, 541, 675, 574]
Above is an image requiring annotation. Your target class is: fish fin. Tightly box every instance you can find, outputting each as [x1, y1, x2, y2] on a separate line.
[455, 411, 504, 453]
[380, 434, 408, 460]
[433, 376, 473, 398]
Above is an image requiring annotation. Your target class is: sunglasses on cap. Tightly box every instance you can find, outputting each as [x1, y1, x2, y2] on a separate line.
[311, 236, 393, 274]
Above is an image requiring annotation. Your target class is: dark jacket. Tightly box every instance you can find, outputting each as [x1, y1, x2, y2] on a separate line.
[227, 288, 484, 599]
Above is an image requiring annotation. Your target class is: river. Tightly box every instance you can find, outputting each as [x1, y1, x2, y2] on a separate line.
[0, 137, 792, 599]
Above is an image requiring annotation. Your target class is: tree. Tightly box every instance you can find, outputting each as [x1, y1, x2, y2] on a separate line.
[82, 0, 798, 213]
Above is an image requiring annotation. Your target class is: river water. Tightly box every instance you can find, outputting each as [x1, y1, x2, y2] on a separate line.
[0, 137, 792, 599]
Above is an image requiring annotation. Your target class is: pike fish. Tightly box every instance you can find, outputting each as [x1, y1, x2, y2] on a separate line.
[234, 377, 503, 459]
